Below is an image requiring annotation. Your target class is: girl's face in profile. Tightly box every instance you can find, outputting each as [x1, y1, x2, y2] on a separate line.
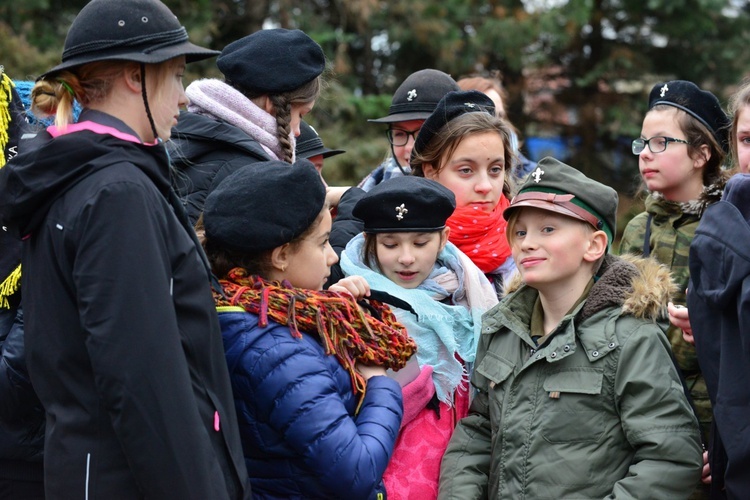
[735, 104, 750, 174]
[637, 108, 705, 202]
[152, 56, 188, 142]
[290, 101, 315, 138]
[280, 209, 337, 290]
[423, 131, 507, 213]
[375, 229, 448, 289]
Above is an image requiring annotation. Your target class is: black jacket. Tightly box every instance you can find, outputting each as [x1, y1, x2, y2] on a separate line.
[688, 173, 750, 500]
[169, 111, 271, 225]
[0, 306, 44, 482]
[325, 187, 365, 289]
[0, 111, 249, 499]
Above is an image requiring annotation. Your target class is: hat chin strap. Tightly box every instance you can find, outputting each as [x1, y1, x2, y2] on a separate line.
[140, 63, 159, 142]
[389, 143, 409, 175]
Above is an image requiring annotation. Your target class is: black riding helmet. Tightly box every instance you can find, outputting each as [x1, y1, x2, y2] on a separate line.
[39, 0, 219, 140]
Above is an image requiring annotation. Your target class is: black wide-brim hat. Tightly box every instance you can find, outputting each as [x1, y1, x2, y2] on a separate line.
[295, 121, 345, 160]
[369, 69, 460, 124]
[40, 0, 219, 79]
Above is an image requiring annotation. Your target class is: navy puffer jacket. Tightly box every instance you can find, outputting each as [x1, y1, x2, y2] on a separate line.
[220, 308, 403, 499]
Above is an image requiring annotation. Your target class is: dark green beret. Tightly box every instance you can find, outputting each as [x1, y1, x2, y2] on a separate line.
[504, 157, 618, 248]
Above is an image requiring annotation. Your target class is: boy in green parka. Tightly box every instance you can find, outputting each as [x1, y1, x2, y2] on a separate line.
[439, 157, 702, 499]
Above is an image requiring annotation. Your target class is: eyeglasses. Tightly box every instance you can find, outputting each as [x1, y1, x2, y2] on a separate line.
[632, 136, 689, 155]
[386, 128, 420, 147]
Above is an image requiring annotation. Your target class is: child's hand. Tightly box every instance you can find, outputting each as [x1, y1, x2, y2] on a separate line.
[667, 302, 694, 344]
[326, 186, 350, 209]
[356, 362, 387, 380]
[328, 275, 370, 300]
[701, 450, 711, 484]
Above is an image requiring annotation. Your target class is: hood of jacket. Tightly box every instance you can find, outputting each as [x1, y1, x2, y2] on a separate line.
[689, 174, 750, 309]
[168, 111, 270, 163]
[504, 253, 676, 324]
[0, 124, 170, 237]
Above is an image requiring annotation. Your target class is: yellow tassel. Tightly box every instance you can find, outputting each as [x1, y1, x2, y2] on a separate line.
[0, 67, 15, 169]
[0, 263, 21, 309]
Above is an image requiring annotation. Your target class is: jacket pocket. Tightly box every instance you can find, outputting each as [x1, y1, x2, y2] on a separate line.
[474, 351, 514, 389]
[540, 368, 606, 444]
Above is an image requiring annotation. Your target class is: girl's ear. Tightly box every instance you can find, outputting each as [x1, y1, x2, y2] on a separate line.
[422, 163, 438, 179]
[693, 144, 711, 170]
[583, 230, 608, 263]
[270, 243, 292, 274]
[439, 227, 450, 251]
[123, 64, 142, 93]
[262, 96, 274, 115]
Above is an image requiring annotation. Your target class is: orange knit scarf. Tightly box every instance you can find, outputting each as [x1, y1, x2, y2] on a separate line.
[214, 268, 417, 411]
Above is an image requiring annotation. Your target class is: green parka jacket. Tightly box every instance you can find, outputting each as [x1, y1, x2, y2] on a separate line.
[439, 254, 702, 499]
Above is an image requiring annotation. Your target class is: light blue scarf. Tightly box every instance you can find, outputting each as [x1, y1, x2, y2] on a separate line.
[341, 234, 481, 404]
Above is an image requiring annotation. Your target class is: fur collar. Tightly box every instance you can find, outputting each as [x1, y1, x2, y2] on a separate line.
[503, 254, 676, 323]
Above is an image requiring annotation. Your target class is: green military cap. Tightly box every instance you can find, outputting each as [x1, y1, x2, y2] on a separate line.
[503, 156, 618, 248]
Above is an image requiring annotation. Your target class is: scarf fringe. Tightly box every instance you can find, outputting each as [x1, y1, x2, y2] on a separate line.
[215, 269, 416, 414]
[0, 263, 21, 309]
[0, 70, 14, 169]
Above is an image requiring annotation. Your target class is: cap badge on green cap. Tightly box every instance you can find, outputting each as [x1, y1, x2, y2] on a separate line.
[407, 89, 417, 101]
[532, 166, 545, 183]
[396, 203, 409, 221]
[660, 83, 669, 97]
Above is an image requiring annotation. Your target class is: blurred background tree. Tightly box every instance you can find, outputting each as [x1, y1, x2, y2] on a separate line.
[1, 0, 749, 216]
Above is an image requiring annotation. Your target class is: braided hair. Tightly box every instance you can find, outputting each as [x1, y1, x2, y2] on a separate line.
[231, 76, 321, 163]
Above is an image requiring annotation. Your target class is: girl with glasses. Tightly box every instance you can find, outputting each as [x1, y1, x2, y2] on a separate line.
[359, 69, 460, 192]
[619, 79, 730, 499]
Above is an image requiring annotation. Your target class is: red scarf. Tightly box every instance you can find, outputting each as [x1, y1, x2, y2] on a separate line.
[446, 196, 512, 273]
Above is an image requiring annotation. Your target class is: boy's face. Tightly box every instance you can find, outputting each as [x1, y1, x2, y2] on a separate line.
[510, 207, 598, 292]
[375, 229, 448, 289]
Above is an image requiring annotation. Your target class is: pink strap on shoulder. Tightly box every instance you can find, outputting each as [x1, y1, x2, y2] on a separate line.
[47, 121, 158, 145]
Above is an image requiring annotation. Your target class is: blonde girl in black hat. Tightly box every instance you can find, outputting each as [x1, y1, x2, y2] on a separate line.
[340, 175, 498, 500]
[201, 159, 414, 499]
[0, 0, 250, 497]
[618, 82, 730, 498]
[170, 28, 326, 225]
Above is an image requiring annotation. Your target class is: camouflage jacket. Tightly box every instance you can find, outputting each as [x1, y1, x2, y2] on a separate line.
[619, 186, 723, 440]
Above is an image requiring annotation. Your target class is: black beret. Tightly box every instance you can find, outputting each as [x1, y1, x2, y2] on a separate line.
[217, 29, 325, 94]
[411, 90, 495, 161]
[369, 69, 460, 123]
[203, 159, 327, 253]
[504, 157, 618, 248]
[295, 120, 345, 160]
[41, 0, 218, 78]
[648, 80, 730, 153]
[353, 176, 456, 233]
